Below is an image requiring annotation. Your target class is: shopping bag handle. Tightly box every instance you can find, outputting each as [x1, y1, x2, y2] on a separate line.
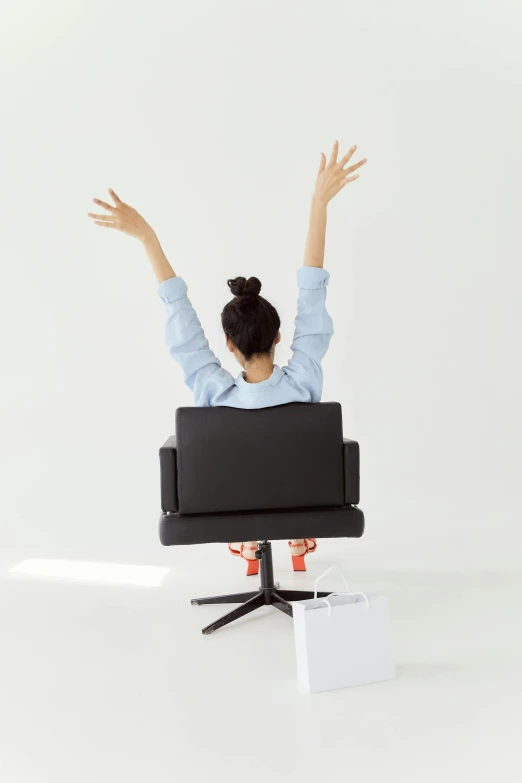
[313, 564, 370, 615]
[313, 564, 350, 598]
[319, 591, 370, 617]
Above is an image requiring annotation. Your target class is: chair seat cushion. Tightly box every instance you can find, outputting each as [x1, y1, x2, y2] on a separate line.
[159, 504, 364, 546]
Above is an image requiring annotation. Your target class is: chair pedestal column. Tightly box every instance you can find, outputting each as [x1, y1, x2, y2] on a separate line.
[191, 540, 331, 635]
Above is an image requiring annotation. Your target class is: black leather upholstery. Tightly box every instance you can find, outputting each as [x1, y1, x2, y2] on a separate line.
[160, 505, 364, 546]
[159, 435, 177, 513]
[174, 402, 345, 515]
[343, 438, 360, 505]
[158, 401, 364, 546]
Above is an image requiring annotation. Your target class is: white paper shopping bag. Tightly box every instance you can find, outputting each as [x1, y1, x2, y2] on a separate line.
[293, 566, 396, 693]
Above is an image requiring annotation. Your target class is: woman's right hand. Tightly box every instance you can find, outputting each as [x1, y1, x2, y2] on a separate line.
[313, 140, 367, 205]
[88, 188, 154, 243]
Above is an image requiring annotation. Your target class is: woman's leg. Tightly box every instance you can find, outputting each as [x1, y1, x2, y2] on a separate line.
[236, 540, 310, 557]
[289, 539, 306, 555]
[241, 541, 258, 559]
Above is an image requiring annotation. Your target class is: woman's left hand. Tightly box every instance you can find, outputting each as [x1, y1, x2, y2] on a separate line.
[88, 189, 154, 243]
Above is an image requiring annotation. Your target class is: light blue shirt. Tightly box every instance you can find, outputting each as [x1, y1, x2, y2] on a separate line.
[157, 266, 333, 408]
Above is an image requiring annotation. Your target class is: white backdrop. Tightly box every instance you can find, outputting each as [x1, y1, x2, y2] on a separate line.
[1, 0, 521, 572]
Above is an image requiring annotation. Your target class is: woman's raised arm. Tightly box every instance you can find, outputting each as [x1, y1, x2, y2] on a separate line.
[88, 188, 176, 283]
[88, 189, 234, 405]
[282, 141, 367, 401]
[304, 140, 367, 268]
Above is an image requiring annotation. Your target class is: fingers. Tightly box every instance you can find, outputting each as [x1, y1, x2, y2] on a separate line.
[88, 188, 124, 229]
[93, 221, 117, 228]
[317, 152, 326, 175]
[339, 174, 360, 189]
[92, 189, 124, 211]
[109, 188, 123, 205]
[88, 213, 115, 221]
[328, 140, 338, 167]
[339, 145, 357, 168]
[92, 197, 116, 212]
[342, 157, 367, 175]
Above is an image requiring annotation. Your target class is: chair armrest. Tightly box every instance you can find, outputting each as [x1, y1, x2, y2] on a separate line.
[159, 436, 178, 512]
[343, 438, 360, 505]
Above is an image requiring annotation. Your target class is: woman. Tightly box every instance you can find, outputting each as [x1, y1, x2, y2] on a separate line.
[88, 140, 367, 574]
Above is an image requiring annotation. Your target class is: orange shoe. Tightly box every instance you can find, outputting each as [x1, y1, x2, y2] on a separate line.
[228, 543, 260, 576]
[288, 538, 317, 572]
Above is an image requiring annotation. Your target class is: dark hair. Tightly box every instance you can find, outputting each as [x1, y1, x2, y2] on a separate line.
[221, 276, 280, 362]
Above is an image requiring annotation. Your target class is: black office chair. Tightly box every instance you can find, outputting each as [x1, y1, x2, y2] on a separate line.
[159, 401, 364, 634]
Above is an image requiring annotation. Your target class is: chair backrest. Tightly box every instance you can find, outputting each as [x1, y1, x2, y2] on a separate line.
[174, 401, 345, 515]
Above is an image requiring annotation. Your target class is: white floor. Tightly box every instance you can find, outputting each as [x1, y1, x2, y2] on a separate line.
[1, 538, 521, 783]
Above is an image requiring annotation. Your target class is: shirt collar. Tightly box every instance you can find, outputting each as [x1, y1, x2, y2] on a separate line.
[234, 365, 284, 392]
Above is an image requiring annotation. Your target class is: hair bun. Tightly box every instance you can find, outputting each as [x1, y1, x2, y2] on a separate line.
[227, 276, 262, 299]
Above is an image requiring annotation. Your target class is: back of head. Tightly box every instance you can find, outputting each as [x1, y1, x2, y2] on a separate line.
[221, 276, 280, 361]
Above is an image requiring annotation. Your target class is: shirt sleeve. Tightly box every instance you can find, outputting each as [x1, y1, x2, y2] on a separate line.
[281, 267, 334, 402]
[158, 276, 234, 406]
